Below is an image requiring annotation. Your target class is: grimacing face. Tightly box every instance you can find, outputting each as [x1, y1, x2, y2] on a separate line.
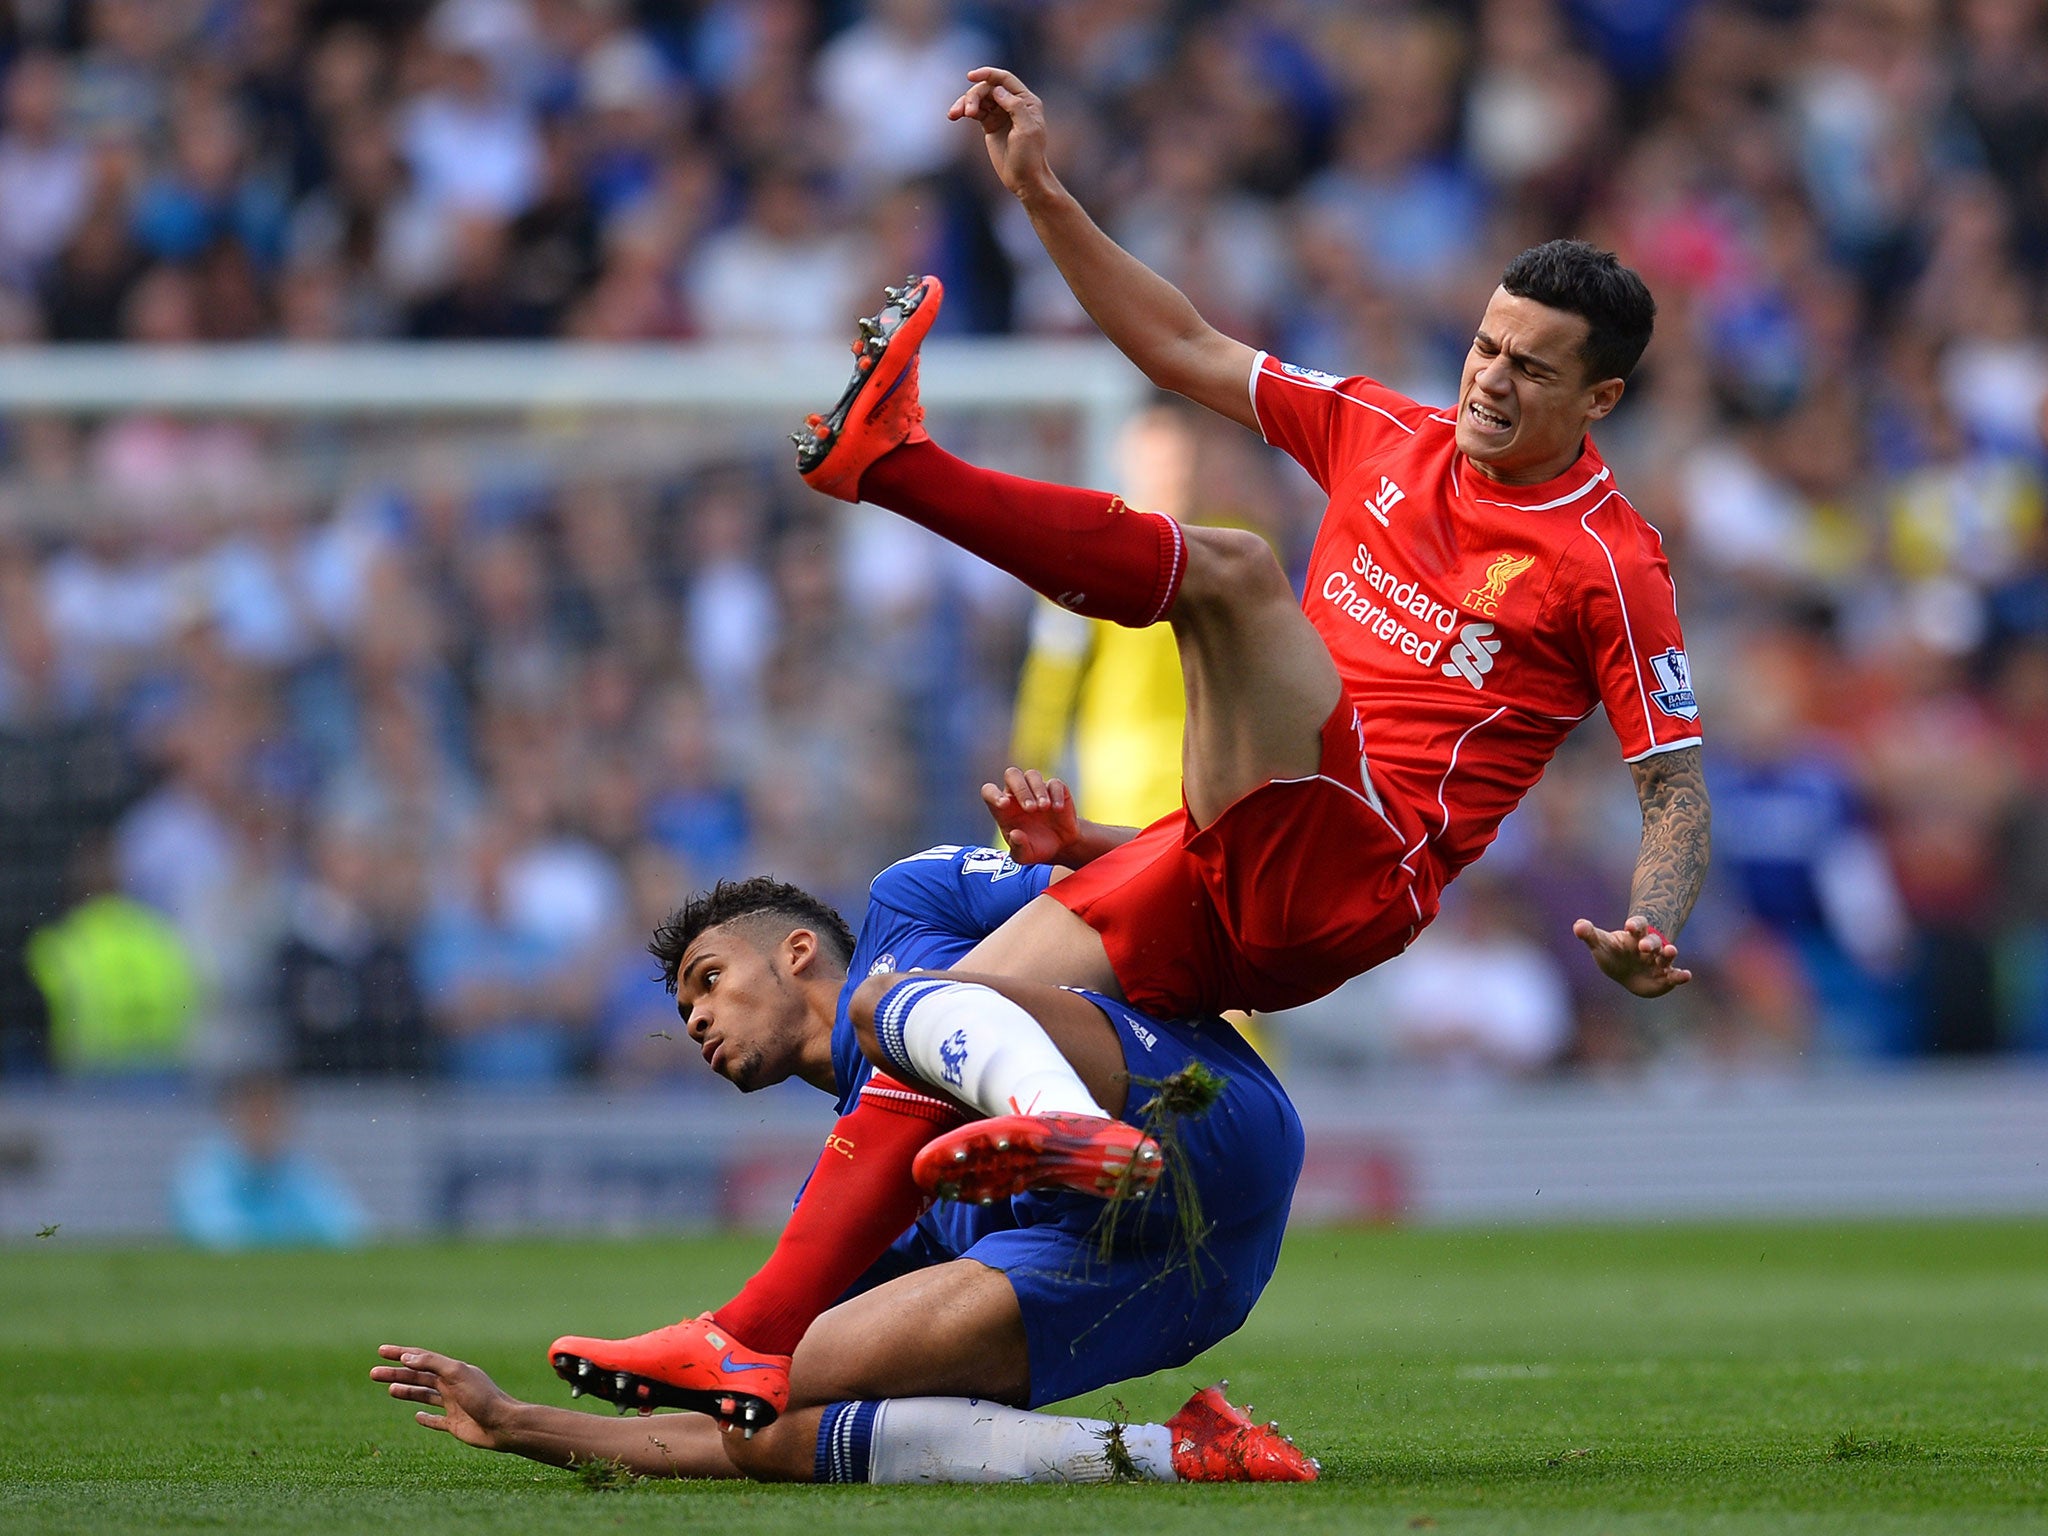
[674, 920, 814, 1093]
[1455, 286, 1625, 485]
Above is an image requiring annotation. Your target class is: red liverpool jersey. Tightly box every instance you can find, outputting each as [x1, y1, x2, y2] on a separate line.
[1250, 352, 1701, 884]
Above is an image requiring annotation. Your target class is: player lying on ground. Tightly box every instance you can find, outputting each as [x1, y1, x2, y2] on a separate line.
[542, 781, 1247, 1427]
[787, 64, 1708, 1173]
[371, 1347, 1303, 1485]
[402, 844, 1312, 1482]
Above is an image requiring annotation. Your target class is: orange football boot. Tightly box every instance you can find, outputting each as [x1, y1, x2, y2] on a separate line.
[1166, 1383, 1320, 1482]
[911, 1111, 1163, 1204]
[548, 1314, 789, 1432]
[793, 274, 941, 502]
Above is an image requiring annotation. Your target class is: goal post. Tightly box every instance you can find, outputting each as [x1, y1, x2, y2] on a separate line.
[0, 338, 1149, 488]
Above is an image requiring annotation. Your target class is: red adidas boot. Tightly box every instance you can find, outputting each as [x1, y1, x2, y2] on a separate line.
[1167, 1383, 1319, 1482]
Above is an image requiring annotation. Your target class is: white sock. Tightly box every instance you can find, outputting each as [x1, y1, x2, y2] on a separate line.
[871, 977, 1110, 1119]
[865, 1397, 1177, 1484]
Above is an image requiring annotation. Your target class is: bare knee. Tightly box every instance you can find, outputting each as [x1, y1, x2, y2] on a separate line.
[1176, 525, 1292, 611]
[848, 971, 903, 1071]
[787, 1319, 869, 1407]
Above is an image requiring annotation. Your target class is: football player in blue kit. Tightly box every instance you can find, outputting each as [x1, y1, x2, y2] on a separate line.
[373, 843, 1314, 1484]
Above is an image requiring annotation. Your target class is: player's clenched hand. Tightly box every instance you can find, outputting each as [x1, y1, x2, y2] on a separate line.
[372, 1344, 520, 1450]
[949, 67, 1053, 199]
[1573, 915, 1693, 997]
[982, 766, 1079, 865]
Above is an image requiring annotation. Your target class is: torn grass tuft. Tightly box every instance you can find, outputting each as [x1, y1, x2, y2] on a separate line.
[571, 1454, 639, 1492]
[1094, 1399, 1144, 1483]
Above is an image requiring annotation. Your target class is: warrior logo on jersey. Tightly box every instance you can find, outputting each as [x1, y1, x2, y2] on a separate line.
[1648, 647, 1699, 720]
[1365, 476, 1406, 527]
[1461, 552, 1536, 617]
[1278, 361, 1342, 386]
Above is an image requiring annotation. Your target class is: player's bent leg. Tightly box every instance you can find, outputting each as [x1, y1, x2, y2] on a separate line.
[1168, 523, 1345, 827]
[784, 1262, 1315, 1484]
[705, 1073, 960, 1351]
[850, 969, 1162, 1202]
[791, 1258, 1032, 1408]
[951, 889, 1122, 990]
[850, 972, 1111, 1120]
[547, 1076, 963, 1427]
[848, 965, 1129, 1113]
[799, 278, 1190, 629]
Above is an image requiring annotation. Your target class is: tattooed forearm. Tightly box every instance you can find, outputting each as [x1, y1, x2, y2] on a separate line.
[1627, 744, 1711, 938]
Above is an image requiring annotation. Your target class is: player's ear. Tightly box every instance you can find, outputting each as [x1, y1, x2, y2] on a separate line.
[782, 927, 819, 977]
[1583, 374, 1625, 423]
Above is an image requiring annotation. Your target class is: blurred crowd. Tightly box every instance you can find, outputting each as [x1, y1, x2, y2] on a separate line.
[5, 0, 2048, 1086]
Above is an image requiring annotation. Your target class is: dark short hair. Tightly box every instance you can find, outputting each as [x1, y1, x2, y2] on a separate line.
[1499, 239, 1656, 385]
[648, 876, 855, 995]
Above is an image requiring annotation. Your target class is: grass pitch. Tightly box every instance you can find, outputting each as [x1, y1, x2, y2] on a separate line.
[3, 1220, 2044, 1534]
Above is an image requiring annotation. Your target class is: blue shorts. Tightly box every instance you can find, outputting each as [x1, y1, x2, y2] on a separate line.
[967, 992, 1303, 1408]
[850, 996, 1302, 1406]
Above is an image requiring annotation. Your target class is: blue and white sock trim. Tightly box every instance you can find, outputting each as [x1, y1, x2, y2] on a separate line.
[812, 1399, 881, 1484]
[871, 976, 951, 1081]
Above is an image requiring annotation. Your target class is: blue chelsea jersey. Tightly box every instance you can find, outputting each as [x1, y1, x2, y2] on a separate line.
[829, 845, 1052, 1114]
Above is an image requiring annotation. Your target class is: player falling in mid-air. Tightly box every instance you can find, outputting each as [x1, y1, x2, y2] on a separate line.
[379, 847, 1312, 1484]
[558, 64, 1710, 1412]
[823, 66, 1709, 1160]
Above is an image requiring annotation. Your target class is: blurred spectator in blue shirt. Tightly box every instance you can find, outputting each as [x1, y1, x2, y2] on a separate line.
[131, 87, 289, 267]
[642, 684, 750, 882]
[415, 800, 613, 1084]
[1300, 63, 1486, 327]
[172, 1072, 366, 1249]
[1711, 621, 1912, 1056]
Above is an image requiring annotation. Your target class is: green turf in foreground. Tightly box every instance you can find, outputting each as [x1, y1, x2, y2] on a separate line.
[2, 1220, 2044, 1534]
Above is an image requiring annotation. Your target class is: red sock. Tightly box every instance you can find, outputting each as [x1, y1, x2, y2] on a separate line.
[858, 438, 1186, 627]
[708, 1074, 962, 1354]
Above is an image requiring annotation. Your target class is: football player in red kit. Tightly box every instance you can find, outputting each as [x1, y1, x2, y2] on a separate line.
[816, 235, 1707, 1133]
[554, 65, 1711, 1418]
[817, 68, 1708, 1047]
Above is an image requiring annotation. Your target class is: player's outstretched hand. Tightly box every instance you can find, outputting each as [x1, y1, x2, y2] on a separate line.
[949, 67, 1053, 199]
[372, 1344, 521, 1450]
[982, 766, 1079, 865]
[1573, 915, 1692, 997]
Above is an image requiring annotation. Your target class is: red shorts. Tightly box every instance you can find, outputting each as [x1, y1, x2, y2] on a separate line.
[1049, 698, 1440, 1016]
